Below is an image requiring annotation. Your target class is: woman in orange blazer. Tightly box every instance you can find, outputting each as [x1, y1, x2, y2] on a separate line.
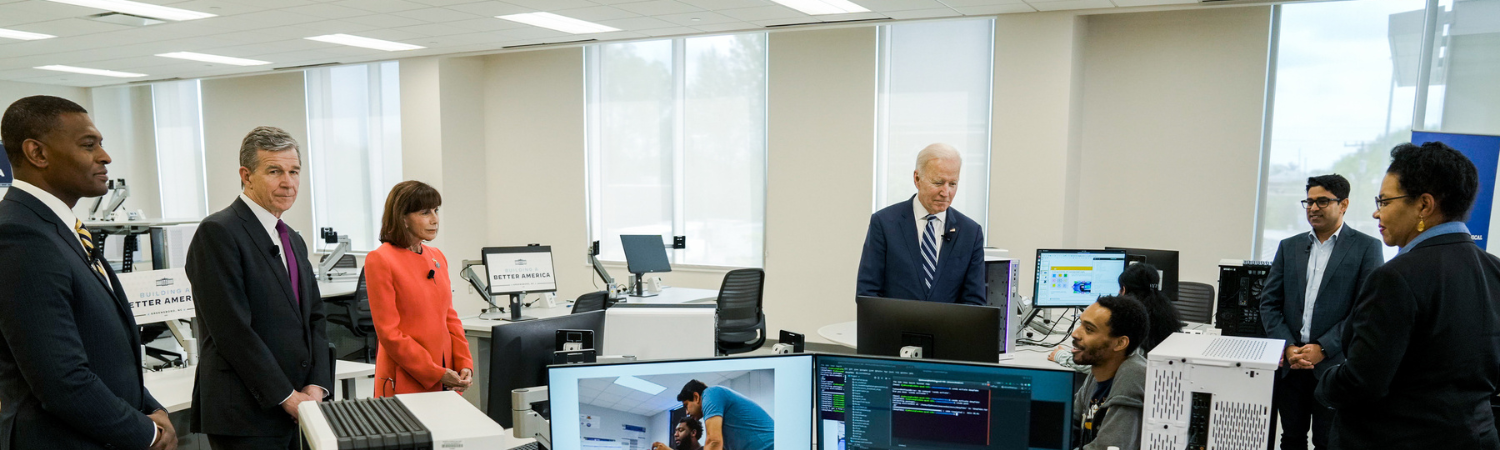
[365, 180, 473, 397]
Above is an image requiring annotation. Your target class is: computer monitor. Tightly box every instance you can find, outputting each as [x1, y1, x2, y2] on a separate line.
[1105, 247, 1181, 302]
[621, 235, 672, 275]
[482, 246, 558, 296]
[602, 304, 717, 361]
[1032, 249, 1128, 308]
[816, 354, 1075, 450]
[546, 354, 815, 450]
[486, 310, 607, 428]
[856, 296, 1004, 363]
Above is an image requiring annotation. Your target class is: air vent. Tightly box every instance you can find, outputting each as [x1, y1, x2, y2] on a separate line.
[503, 39, 597, 49]
[274, 63, 340, 71]
[1148, 365, 1186, 422]
[765, 17, 888, 28]
[1209, 401, 1271, 450]
[86, 12, 165, 27]
[1202, 337, 1268, 360]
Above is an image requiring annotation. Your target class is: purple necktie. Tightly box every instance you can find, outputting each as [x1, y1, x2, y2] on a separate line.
[276, 220, 300, 303]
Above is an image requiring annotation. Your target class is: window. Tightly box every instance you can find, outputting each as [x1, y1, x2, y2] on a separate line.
[305, 61, 402, 252]
[1258, 0, 1427, 260]
[152, 79, 209, 219]
[586, 33, 768, 268]
[874, 18, 994, 231]
[1416, 0, 1500, 135]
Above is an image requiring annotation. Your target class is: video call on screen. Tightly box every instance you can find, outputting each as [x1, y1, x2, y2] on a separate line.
[818, 358, 1068, 450]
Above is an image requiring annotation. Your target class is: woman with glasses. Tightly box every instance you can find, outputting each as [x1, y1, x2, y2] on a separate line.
[1315, 142, 1500, 450]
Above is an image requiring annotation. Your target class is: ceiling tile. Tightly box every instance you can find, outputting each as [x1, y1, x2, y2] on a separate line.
[550, 5, 641, 21]
[690, 21, 761, 32]
[677, 0, 770, 10]
[394, 21, 482, 36]
[14, 18, 135, 37]
[330, 0, 428, 13]
[750, 16, 819, 27]
[1024, 0, 1108, 11]
[388, 6, 484, 22]
[821, 11, 889, 20]
[216, 0, 320, 8]
[941, 0, 1026, 5]
[162, 0, 272, 16]
[208, 38, 333, 56]
[718, 5, 803, 21]
[3, 0, 104, 18]
[613, 0, 703, 16]
[435, 16, 528, 32]
[655, 10, 736, 26]
[638, 26, 699, 36]
[282, 3, 378, 18]
[596, 16, 683, 30]
[494, 25, 569, 39]
[1111, 0, 1193, 7]
[444, 0, 533, 16]
[859, 0, 946, 11]
[502, 0, 597, 10]
[954, 3, 1034, 13]
[884, 7, 958, 19]
[406, 0, 482, 5]
[341, 13, 428, 27]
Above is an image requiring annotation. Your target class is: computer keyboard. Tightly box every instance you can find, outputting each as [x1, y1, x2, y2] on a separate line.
[507, 442, 541, 450]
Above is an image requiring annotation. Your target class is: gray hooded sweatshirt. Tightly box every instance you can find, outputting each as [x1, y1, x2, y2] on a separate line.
[1072, 352, 1146, 450]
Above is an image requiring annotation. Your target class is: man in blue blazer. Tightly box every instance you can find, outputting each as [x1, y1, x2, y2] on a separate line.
[857, 143, 986, 305]
[1258, 174, 1383, 450]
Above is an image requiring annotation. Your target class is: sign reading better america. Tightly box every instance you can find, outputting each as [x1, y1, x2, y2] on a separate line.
[483, 246, 558, 296]
[116, 268, 195, 325]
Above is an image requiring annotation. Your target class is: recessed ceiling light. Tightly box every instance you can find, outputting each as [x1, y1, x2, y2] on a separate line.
[46, 0, 215, 21]
[305, 34, 424, 52]
[35, 65, 146, 78]
[770, 0, 870, 15]
[156, 52, 269, 66]
[496, 12, 620, 34]
[0, 28, 56, 41]
[613, 376, 666, 395]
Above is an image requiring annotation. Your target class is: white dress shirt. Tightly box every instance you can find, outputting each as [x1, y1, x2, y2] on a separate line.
[239, 193, 288, 273]
[913, 200, 947, 260]
[1301, 228, 1340, 343]
[12, 180, 158, 446]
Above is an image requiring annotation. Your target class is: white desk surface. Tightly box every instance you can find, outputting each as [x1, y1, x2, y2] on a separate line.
[144, 360, 376, 413]
[612, 286, 718, 305]
[316, 279, 358, 299]
[459, 287, 720, 337]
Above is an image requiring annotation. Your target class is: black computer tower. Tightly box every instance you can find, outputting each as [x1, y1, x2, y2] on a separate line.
[1215, 261, 1271, 338]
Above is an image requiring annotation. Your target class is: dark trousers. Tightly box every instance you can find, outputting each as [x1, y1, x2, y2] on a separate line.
[207, 433, 300, 450]
[1275, 370, 1333, 450]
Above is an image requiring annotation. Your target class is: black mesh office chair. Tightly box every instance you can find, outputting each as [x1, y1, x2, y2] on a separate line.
[327, 270, 377, 362]
[1176, 281, 1215, 324]
[572, 290, 610, 314]
[715, 268, 767, 355]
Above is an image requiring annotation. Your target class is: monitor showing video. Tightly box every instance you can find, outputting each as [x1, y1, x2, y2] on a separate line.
[548, 355, 814, 450]
[816, 354, 1075, 450]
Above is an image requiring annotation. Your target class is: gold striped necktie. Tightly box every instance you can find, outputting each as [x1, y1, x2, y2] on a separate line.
[74, 220, 109, 278]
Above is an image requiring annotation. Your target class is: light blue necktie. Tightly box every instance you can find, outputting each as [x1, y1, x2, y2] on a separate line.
[921, 214, 938, 291]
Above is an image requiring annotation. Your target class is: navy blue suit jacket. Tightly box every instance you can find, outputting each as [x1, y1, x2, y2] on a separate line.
[856, 197, 986, 305]
[1258, 224, 1383, 377]
[0, 187, 162, 450]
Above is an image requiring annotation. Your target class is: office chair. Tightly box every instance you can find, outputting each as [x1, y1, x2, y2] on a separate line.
[715, 268, 767, 355]
[1175, 281, 1216, 324]
[572, 290, 610, 314]
[326, 269, 377, 363]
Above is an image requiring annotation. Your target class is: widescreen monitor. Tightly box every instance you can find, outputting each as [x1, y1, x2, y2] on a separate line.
[1032, 249, 1127, 308]
[1105, 247, 1181, 302]
[486, 310, 607, 428]
[621, 235, 672, 275]
[816, 354, 1075, 450]
[856, 296, 1003, 363]
[547, 354, 815, 450]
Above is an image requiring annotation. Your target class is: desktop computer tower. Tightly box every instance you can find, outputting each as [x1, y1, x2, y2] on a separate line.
[984, 257, 1018, 354]
[1215, 260, 1271, 338]
[1142, 333, 1282, 450]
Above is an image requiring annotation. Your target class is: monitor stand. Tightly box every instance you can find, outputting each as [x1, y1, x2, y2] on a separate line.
[499, 293, 536, 322]
[629, 273, 658, 298]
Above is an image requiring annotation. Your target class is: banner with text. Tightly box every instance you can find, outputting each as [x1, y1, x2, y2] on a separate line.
[484, 246, 558, 295]
[1411, 131, 1500, 250]
[117, 268, 195, 324]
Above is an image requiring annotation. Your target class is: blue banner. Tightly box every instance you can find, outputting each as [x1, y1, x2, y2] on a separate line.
[1412, 131, 1500, 250]
[0, 141, 11, 187]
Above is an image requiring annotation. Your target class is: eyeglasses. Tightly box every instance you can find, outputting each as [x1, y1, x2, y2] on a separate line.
[1300, 197, 1343, 209]
[1374, 195, 1411, 211]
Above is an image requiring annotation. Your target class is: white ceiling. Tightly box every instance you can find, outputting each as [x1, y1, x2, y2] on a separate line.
[579, 370, 749, 417]
[0, 0, 1199, 88]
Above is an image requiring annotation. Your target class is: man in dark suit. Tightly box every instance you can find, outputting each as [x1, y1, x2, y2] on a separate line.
[857, 143, 986, 305]
[1318, 142, 1500, 449]
[1258, 174, 1383, 450]
[185, 126, 330, 450]
[0, 96, 176, 449]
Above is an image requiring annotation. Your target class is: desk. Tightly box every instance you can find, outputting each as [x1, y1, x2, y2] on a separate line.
[613, 286, 719, 305]
[143, 360, 377, 413]
[317, 279, 358, 299]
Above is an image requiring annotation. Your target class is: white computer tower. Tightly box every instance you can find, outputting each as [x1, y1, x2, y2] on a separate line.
[984, 255, 1018, 354]
[1142, 333, 1284, 450]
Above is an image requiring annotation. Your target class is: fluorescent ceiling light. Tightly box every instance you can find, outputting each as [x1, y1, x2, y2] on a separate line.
[613, 376, 666, 396]
[496, 12, 620, 34]
[46, 0, 215, 21]
[0, 28, 56, 41]
[157, 52, 269, 66]
[305, 34, 424, 52]
[770, 0, 870, 15]
[35, 65, 146, 78]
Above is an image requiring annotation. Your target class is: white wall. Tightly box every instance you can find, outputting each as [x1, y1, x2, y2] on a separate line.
[0, 79, 91, 113]
[86, 85, 160, 220]
[200, 71, 315, 249]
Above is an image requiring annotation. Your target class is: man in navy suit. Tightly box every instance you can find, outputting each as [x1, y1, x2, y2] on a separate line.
[1259, 174, 1383, 450]
[857, 143, 986, 305]
[0, 95, 176, 449]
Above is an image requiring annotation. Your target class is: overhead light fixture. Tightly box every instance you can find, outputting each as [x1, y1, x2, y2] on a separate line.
[157, 52, 270, 66]
[35, 65, 146, 78]
[496, 12, 620, 34]
[0, 28, 56, 40]
[770, 0, 870, 15]
[305, 34, 424, 52]
[613, 376, 666, 396]
[46, 0, 215, 21]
